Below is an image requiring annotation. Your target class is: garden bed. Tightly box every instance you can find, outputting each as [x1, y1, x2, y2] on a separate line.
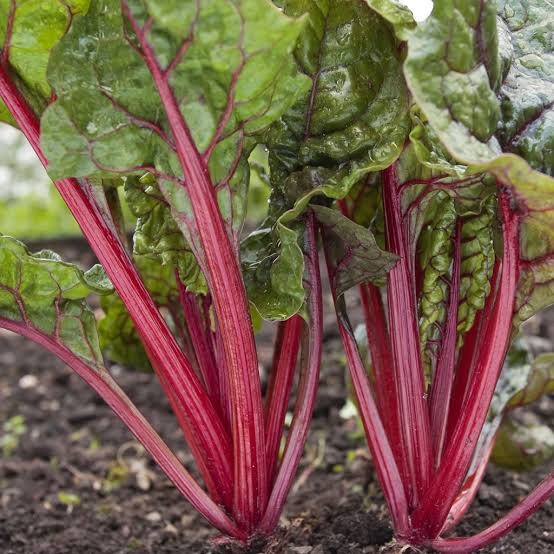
[0, 240, 553, 554]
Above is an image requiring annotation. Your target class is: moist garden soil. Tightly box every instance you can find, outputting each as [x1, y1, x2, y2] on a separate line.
[0, 238, 553, 554]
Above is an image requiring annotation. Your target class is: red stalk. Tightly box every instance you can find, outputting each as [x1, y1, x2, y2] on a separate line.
[445, 260, 500, 445]
[337, 199, 401, 446]
[382, 166, 432, 507]
[0, 317, 243, 540]
[429, 222, 461, 466]
[123, 5, 267, 528]
[358, 283, 402, 443]
[440, 439, 495, 534]
[264, 315, 303, 486]
[430, 472, 554, 553]
[260, 212, 323, 534]
[323, 233, 410, 538]
[411, 193, 519, 540]
[176, 275, 220, 405]
[0, 63, 234, 508]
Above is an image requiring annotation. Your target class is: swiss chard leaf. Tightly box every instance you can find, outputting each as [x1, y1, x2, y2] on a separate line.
[403, 0, 554, 171]
[0, 0, 90, 123]
[405, 0, 554, 329]
[241, 219, 305, 321]
[42, 0, 309, 249]
[488, 349, 554, 471]
[0, 234, 111, 366]
[244, 0, 410, 320]
[125, 177, 207, 295]
[313, 205, 398, 297]
[362, 0, 416, 41]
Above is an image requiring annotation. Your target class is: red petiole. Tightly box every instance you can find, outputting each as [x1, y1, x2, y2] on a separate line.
[0, 6, 323, 538]
[332, 168, 553, 550]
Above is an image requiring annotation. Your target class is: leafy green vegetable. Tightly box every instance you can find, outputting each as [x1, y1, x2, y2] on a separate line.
[241, 219, 305, 321]
[363, 0, 416, 40]
[475, 345, 554, 472]
[42, 0, 309, 243]
[313, 205, 398, 297]
[492, 417, 554, 471]
[125, 178, 207, 294]
[244, 0, 409, 320]
[0, 0, 90, 123]
[404, 0, 554, 331]
[416, 191, 456, 361]
[0, 234, 111, 365]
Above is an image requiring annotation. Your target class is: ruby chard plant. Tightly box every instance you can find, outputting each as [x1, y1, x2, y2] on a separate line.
[0, 0, 553, 551]
[315, 0, 554, 551]
[0, 0, 329, 542]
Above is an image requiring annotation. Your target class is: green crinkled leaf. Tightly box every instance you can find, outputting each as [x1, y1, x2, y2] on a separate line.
[0, 234, 111, 366]
[416, 191, 456, 369]
[405, 0, 554, 329]
[313, 205, 398, 297]
[244, 0, 409, 320]
[409, 107, 468, 177]
[0, 0, 90, 124]
[241, 218, 305, 321]
[488, 156, 554, 327]
[265, 0, 410, 219]
[457, 194, 497, 336]
[125, 178, 207, 295]
[42, 0, 310, 250]
[404, 0, 553, 175]
[99, 255, 180, 371]
[362, 0, 416, 40]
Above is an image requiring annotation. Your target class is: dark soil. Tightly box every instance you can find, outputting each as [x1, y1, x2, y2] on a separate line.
[0, 239, 553, 554]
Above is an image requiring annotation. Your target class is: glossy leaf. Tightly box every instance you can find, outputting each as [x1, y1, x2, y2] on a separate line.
[0, 0, 90, 123]
[313, 205, 398, 297]
[362, 0, 416, 40]
[404, 0, 554, 174]
[266, 0, 410, 214]
[241, 218, 305, 321]
[244, 0, 409, 320]
[405, 0, 554, 330]
[42, 0, 309, 253]
[0, 234, 111, 366]
[125, 177, 207, 295]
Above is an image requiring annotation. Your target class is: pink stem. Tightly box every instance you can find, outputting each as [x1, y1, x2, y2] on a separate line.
[445, 260, 500, 445]
[264, 315, 303, 486]
[0, 317, 243, 539]
[260, 212, 323, 534]
[0, 62, 233, 508]
[383, 165, 432, 507]
[122, 5, 267, 529]
[440, 439, 495, 534]
[359, 283, 402, 448]
[176, 275, 220, 404]
[430, 472, 554, 553]
[429, 221, 461, 466]
[323, 232, 410, 538]
[411, 193, 519, 541]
